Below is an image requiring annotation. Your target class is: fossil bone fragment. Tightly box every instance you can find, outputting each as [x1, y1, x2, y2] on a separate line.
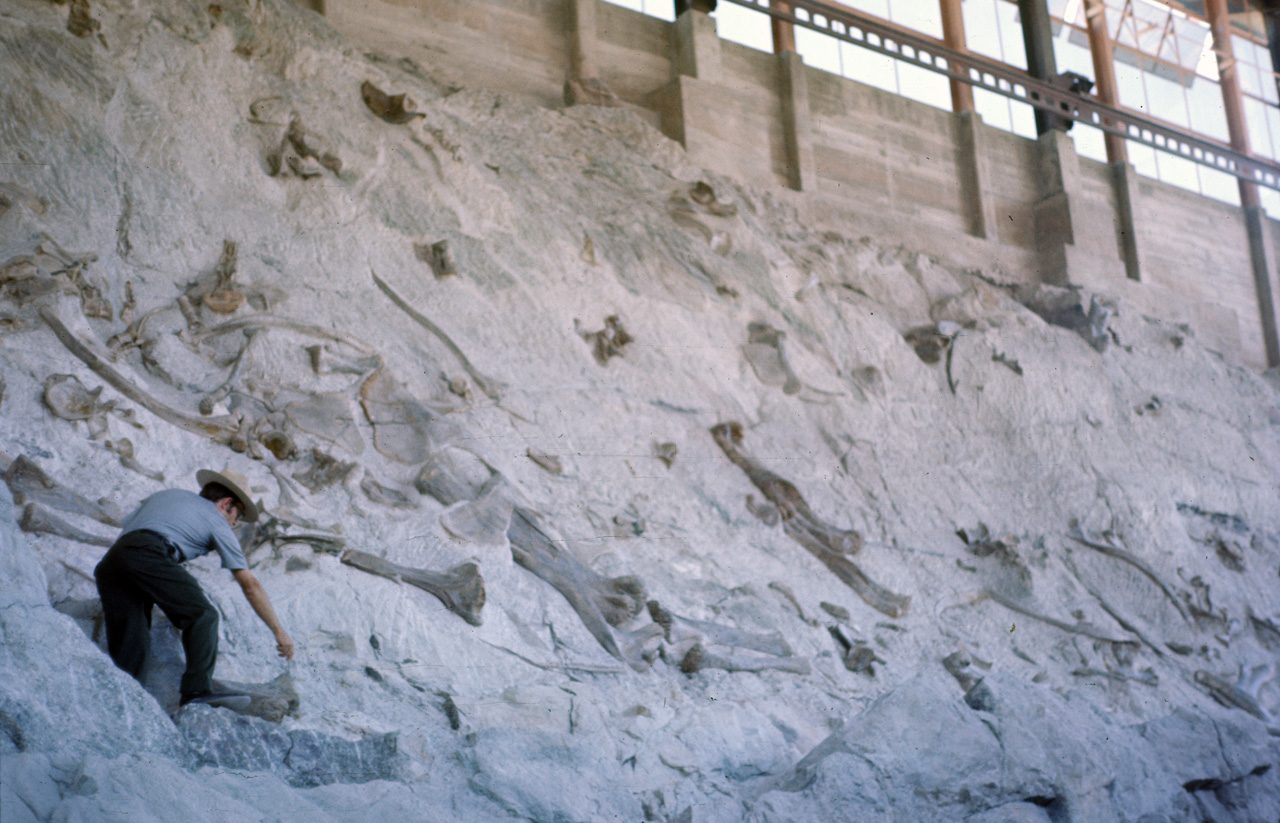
[107, 439, 165, 482]
[678, 643, 811, 676]
[19, 502, 113, 547]
[285, 392, 364, 456]
[652, 442, 678, 468]
[647, 600, 792, 657]
[575, 315, 633, 366]
[359, 368, 454, 464]
[769, 581, 818, 626]
[564, 76, 622, 107]
[902, 323, 960, 365]
[42, 301, 242, 444]
[439, 477, 515, 545]
[1071, 667, 1157, 687]
[188, 315, 377, 356]
[1062, 552, 1165, 657]
[371, 271, 505, 399]
[743, 322, 802, 395]
[360, 474, 418, 509]
[1066, 522, 1189, 621]
[202, 240, 246, 314]
[305, 345, 380, 377]
[526, 447, 562, 476]
[4, 455, 123, 526]
[340, 549, 484, 626]
[42, 373, 126, 439]
[982, 589, 1131, 644]
[941, 650, 982, 692]
[292, 448, 357, 492]
[1193, 668, 1277, 727]
[360, 81, 425, 124]
[688, 182, 738, 217]
[828, 625, 882, 675]
[414, 240, 456, 278]
[506, 507, 650, 669]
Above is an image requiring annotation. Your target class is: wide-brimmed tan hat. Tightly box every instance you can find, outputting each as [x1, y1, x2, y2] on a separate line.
[195, 467, 260, 522]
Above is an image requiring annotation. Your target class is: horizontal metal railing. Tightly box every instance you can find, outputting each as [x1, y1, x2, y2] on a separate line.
[718, 0, 1280, 192]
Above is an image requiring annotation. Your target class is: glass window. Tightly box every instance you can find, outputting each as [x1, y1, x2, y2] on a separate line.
[975, 86, 1014, 132]
[796, 26, 841, 74]
[1072, 123, 1109, 162]
[841, 41, 898, 93]
[1185, 74, 1230, 143]
[963, 0, 1005, 61]
[889, 1, 942, 40]
[1198, 166, 1242, 207]
[714, 2, 772, 52]
[896, 61, 952, 111]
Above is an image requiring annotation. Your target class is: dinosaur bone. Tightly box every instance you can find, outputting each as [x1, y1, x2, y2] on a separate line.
[575, 315, 632, 365]
[340, 549, 484, 626]
[3, 455, 123, 526]
[19, 502, 113, 547]
[743, 322, 802, 395]
[506, 507, 650, 670]
[983, 589, 1132, 644]
[41, 301, 242, 445]
[200, 328, 261, 414]
[371, 271, 504, 399]
[678, 642, 811, 676]
[710, 423, 909, 618]
[360, 81, 424, 124]
[1062, 552, 1165, 657]
[360, 475, 418, 509]
[646, 600, 792, 657]
[828, 625, 882, 675]
[1066, 522, 1189, 621]
[1193, 668, 1278, 729]
[43, 373, 142, 439]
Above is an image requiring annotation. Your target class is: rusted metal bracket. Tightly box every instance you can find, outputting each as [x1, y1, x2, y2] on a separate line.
[719, 0, 1280, 191]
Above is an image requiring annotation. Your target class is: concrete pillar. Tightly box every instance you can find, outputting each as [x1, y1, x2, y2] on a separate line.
[771, 1, 796, 55]
[1081, 0, 1126, 164]
[938, 0, 974, 114]
[1205, 0, 1280, 366]
[1111, 161, 1143, 281]
[778, 50, 815, 191]
[675, 8, 722, 82]
[956, 111, 999, 240]
[567, 0, 599, 81]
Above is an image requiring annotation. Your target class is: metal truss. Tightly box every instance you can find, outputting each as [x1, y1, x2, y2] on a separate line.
[719, 0, 1280, 191]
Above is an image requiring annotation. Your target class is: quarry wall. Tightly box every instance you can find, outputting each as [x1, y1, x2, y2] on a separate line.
[324, 0, 1280, 369]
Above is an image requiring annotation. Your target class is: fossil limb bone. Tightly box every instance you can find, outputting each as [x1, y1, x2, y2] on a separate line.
[710, 423, 910, 617]
[107, 439, 165, 482]
[360, 81, 425, 124]
[506, 507, 650, 669]
[340, 549, 484, 626]
[1062, 552, 1165, 657]
[526, 447, 562, 475]
[983, 589, 1132, 644]
[41, 302, 242, 445]
[19, 502, 113, 547]
[769, 581, 818, 626]
[371, 271, 504, 399]
[285, 392, 364, 456]
[1066, 522, 1189, 622]
[360, 475, 418, 509]
[647, 600, 792, 657]
[4, 455, 123, 526]
[679, 642, 810, 676]
[1193, 669, 1278, 729]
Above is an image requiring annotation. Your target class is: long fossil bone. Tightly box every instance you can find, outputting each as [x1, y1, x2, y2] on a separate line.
[506, 507, 651, 669]
[40, 301, 242, 444]
[1066, 522, 1189, 621]
[19, 502, 114, 547]
[678, 642, 811, 676]
[340, 548, 485, 627]
[710, 423, 908, 618]
[983, 589, 1132, 644]
[4, 455, 124, 527]
[646, 600, 792, 657]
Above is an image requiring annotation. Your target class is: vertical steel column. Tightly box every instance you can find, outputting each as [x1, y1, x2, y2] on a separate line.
[939, 0, 974, 113]
[1205, 0, 1280, 366]
[1018, 0, 1059, 134]
[1204, 0, 1259, 207]
[1081, 0, 1127, 163]
[772, 1, 797, 54]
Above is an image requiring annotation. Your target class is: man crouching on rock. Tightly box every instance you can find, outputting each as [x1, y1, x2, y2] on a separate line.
[94, 467, 295, 708]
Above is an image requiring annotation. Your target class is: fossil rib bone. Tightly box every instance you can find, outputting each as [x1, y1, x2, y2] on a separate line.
[371, 271, 504, 399]
[200, 328, 261, 414]
[984, 589, 1131, 644]
[647, 600, 792, 657]
[1066, 523, 1188, 621]
[340, 549, 484, 626]
[41, 301, 242, 445]
[679, 643, 811, 676]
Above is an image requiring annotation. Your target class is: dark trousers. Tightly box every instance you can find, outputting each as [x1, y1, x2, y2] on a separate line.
[94, 530, 219, 696]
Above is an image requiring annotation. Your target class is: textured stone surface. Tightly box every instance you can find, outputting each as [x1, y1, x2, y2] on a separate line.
[1, 0, 1279, 821]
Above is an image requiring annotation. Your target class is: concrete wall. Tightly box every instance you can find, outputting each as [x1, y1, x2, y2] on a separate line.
[321, 0, 1280, 368]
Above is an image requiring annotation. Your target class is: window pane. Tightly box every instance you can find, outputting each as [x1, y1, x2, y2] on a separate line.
[1198, 166, 1241, 206]
[796, 27, 841, 74]
[889, 0, 942, 39]
[964, 0, 1005, 61]
[1010, 100, 1038, 138]
[1154, 150, 1200, 194]
[996, 0, 1028, 70]
[645, 0, 675, 22]
[1127, 140, 1159, 178]
[1144, 73, 1190, 128]
[841, 41, 897, 93]
[714, 3, 772, 52]
[1185, 76, 1230, 143]
[1072, 123, 1108, 162]
[896, 61, 951, 111]
[1115, 59, 1148, 110]
[975, 87, 1014, 132]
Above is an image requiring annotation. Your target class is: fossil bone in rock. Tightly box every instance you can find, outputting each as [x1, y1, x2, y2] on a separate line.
[1066, 522, 1189, 621]
[359, 369, 455, 464]
[107, 439, 165, 482]
[305, 345, 380, 377]
[1193, 668, 1277, 727]
[202, 240, 246, 314]
[200, 328, 261, 414]
[646, 600, 792, 657]
[564, 76, 622, 107]
[575, 315, 632, 366]
[439, 477, 515, 546]
[19, 502, 114, 547]
[678, 642, 811, 676]
[340, 549, 484, 626]
[525, 447, 562, 476]
[42, 301, 242, 445]
[210, 672, 300, 723]
[285, 391, 364, 456]
[43, 373, 116, 439]
[903, 323, 960, 365]
[360, 474, 418, 509]
[941, 650, 982, 692]
[4, 455, 123, 526]
[415, 447, 497, 507]
[414, 240, 457, 279]
[361, 80, 425, 124]
[688, 182, 739, 217]
[743, 322, 802, 395]
[710, 422, 910, 618]
[828, 625, 883, 675]
[506, 507, 650, 669]
[652, 441, 678, 468]
[291, 448, 357, 492]
[769, 581, 818, 626]
[371, 271, 505, 400]
[983, 589, 1131, 644]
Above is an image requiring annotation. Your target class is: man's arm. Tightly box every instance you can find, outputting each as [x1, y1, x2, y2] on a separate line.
[232, 569, 296, 659]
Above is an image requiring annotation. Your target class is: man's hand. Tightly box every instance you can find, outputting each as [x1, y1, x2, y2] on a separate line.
[275, 631, 296, 660]
[232, 569, 295, 660]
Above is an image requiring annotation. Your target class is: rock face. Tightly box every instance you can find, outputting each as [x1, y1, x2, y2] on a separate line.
[2, 1, 1279, 821]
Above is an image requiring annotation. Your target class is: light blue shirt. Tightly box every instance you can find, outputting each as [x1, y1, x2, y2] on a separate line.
[119, 489, 249, 570]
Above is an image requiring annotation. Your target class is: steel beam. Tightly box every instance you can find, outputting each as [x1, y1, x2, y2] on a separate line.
[938, 0, 974, 113]
[717, 0, 1280, 191]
